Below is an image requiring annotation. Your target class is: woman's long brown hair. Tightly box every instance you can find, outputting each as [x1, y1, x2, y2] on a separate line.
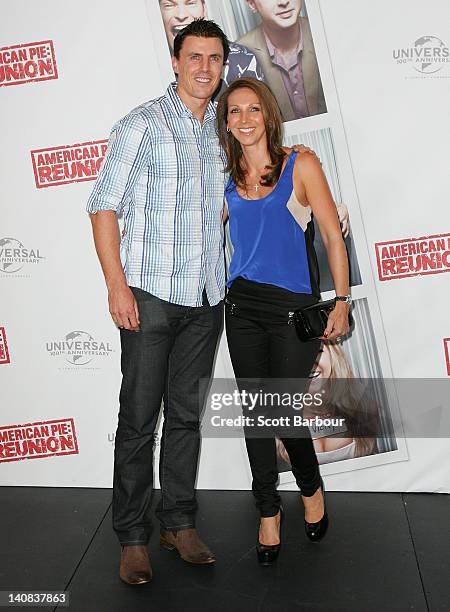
[216, 77, 285, 189]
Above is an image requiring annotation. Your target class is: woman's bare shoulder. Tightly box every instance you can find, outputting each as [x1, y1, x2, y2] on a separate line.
[294, 149, 322, 174]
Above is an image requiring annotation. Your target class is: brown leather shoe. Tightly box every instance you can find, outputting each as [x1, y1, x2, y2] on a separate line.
[160, 528, 215, 564]
[119, 545, 152, 585]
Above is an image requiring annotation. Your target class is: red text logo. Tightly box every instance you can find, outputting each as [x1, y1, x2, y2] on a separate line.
[0, 41, 58, 87]
[444, 339, 450, 376]
[0, 419, 79, 463]
[375, 233, 450, 281]
[0, 327, 10, 364]
[31, 140, 108, 188]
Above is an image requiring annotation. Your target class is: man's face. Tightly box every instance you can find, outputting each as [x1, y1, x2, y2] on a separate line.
[247, 0, 301, 30]
[159, 0, 206, 52]
[172, 35, 223, 103]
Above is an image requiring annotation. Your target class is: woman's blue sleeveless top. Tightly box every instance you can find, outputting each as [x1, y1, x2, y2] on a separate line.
[226, 151, 320, 296]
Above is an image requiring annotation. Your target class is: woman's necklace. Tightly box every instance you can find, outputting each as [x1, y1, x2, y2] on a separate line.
[246, 181, 260, 193]
[243, 174, 264, 197]
[242, 160, 271, 198]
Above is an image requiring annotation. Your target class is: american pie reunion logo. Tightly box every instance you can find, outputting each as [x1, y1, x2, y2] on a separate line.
[0, 41, 58, 86]
[0, 418, 78, 463]
[444, 339, 450, 377]
[31, 140, 108, 188]
[0, 327, 10, 364]
[375, 233, 450, 281]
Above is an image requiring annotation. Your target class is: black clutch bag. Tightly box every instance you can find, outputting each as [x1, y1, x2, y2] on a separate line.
[292, 299, 353, 342]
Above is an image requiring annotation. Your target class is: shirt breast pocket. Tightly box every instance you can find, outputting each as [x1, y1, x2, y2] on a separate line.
[150, 139, 180, 178]
[150, 137, 200, 179]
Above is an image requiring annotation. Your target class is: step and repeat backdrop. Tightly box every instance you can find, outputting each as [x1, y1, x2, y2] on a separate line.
[1, 0, 449, 492]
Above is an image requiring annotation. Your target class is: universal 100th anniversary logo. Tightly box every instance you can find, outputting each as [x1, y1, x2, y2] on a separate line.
[393, 35, 449, 78]
[0, 237, 44, 277]
[46, 330, 114, 370]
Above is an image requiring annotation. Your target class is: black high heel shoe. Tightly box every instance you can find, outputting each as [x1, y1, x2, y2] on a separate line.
[256, 508, 283, 566]
[304, 479, 328, 543]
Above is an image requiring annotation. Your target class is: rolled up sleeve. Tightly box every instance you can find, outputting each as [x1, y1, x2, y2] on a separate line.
[86, 112, 149, 215]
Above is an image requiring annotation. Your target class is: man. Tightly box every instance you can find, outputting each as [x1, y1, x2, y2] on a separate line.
[159, 0, 265, 86]
[240, 0, 327, 121]
[87, 19, 229, 584]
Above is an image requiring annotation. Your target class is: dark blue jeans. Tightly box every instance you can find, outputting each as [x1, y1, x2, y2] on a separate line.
[113, 287, 222, 545]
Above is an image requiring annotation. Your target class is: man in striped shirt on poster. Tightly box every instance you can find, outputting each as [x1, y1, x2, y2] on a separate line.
[87, 19, 229, 584]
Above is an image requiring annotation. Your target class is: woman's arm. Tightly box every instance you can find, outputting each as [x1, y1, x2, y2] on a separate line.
[293, 153, 350, 340]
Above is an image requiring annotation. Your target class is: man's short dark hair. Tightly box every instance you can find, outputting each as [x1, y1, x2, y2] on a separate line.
[173, 19, 230, 63]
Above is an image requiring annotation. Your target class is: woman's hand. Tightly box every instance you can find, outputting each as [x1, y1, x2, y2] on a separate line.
[321, 302, 350, 341]
[336, 202, 350, 238]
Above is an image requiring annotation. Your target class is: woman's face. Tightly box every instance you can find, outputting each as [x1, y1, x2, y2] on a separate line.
[309, 345, 332, 392]
[227, 87, 267, 148]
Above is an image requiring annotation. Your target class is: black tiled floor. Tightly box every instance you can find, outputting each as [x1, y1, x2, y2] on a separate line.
[402, 493, 450, 611]
[0, 488, 448, 611]
[0, 487, 111, 612]
[0, 488, 110, 592]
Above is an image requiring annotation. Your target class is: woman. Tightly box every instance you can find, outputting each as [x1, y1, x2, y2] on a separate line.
[216, 77, 351, 565]
[277, 342, 377, 468]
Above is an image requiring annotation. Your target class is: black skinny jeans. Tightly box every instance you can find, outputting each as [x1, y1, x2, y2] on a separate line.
[225, 278, 322, 517]
[113, 287, 222, 545]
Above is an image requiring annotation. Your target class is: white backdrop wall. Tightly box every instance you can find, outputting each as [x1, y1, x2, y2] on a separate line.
[1, 0, 449, 492]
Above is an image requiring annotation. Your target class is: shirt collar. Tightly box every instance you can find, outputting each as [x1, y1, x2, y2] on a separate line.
[165, 81, 217, 122]
[264, 21, 304, 60]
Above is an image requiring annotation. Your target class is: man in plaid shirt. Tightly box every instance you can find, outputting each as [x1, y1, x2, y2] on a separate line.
[87, 19, 229, 584]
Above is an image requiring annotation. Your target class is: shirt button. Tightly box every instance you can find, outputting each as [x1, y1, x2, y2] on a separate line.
[294, 90, 298, 94]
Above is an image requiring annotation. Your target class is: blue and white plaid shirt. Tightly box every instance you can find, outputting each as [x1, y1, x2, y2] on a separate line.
[86, 82, 228, 307]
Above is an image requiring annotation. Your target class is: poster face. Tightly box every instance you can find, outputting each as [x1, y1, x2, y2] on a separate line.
[154, 0, 327, 122]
